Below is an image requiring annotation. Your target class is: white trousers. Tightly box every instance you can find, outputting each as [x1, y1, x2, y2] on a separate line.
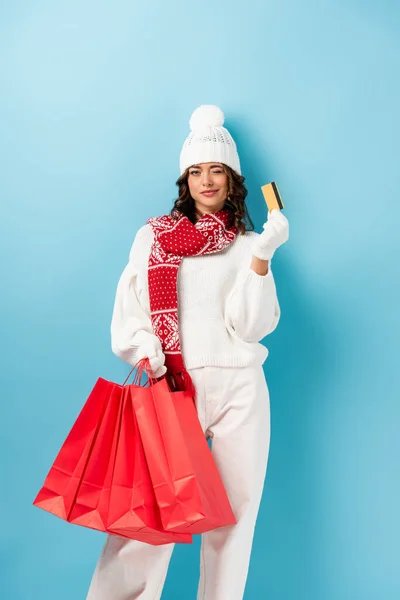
[86, 362, 271, 600]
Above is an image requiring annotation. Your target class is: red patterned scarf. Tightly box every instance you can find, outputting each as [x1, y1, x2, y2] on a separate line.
[146, 209, 238, 399]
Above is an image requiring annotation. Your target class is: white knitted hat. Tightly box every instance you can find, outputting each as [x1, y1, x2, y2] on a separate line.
[179, 105, 241, 175]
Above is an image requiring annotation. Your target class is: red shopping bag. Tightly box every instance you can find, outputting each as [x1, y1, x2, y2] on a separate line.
[169, 387, 237, 534]
[33, 365, 192, 545]
[32, 377, 119, 527]
[131, 361, 237, 534]
[106, 367, 191, 544]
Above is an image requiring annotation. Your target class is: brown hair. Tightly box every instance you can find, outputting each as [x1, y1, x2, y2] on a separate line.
[169, 164, 254, 235]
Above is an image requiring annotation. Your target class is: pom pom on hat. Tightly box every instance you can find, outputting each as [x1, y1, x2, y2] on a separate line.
[189, 105, 225, 132]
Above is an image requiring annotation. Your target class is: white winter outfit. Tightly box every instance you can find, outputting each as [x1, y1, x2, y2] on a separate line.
[85, 222, 280, 600]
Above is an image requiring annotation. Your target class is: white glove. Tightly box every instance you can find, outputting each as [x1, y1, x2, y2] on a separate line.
[135, 334, 167, 378]
[251, 209, 289, 261]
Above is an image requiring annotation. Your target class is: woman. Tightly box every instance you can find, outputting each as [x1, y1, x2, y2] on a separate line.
[86, 104, 289, 600]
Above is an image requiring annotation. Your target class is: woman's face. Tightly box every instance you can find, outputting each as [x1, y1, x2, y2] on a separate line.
[187, 162, 229, 216]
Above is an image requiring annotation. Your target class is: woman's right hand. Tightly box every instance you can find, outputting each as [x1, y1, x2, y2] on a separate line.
[135, 335, 167, 378]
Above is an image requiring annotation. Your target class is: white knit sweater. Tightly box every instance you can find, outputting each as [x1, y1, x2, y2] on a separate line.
[110, 223, 281, 371]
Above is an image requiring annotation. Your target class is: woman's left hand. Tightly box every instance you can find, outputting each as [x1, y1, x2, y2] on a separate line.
[251, 209, 289, 261]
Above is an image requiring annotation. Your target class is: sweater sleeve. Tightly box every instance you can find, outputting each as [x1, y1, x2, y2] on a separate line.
[110, 226, 159, 365]
[225, 262, 281, 343]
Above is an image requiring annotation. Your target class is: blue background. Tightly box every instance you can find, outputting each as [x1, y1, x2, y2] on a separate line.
[1, 1, 399, 598]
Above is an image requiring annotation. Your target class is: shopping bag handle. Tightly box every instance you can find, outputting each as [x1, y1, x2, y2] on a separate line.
[122, 357, 158, 388]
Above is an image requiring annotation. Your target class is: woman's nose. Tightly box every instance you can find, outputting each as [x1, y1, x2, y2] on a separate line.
[201, 174, 212, 186]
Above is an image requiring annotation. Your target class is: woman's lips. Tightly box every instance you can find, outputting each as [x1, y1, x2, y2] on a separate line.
[201, 190, 218, 197]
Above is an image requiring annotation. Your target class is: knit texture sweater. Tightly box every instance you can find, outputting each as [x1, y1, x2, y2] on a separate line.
[111, 223, 281, 371]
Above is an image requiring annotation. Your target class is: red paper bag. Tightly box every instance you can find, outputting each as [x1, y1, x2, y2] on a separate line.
[169, 388, 237, 534]
[33, 377, 119, 526]
[33, 369, 192, 545]
[131, 362, 236, 534]
[106, 380, 191, 545]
